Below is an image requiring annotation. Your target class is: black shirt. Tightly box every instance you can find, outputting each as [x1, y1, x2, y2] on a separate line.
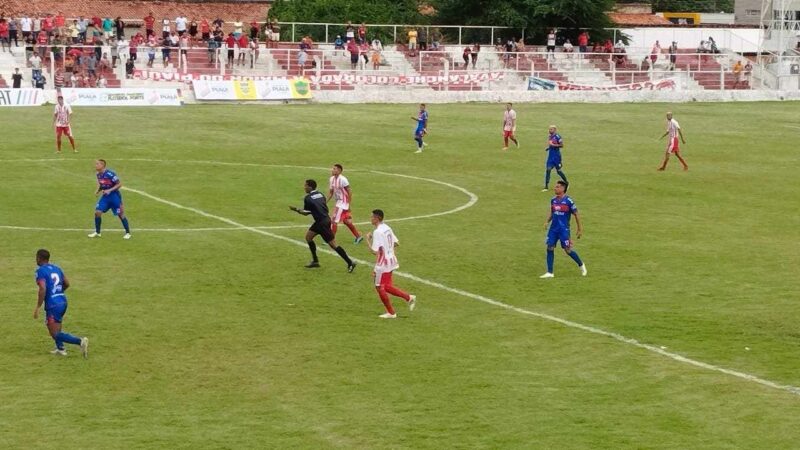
[12, 73, 22, 88]
[303, 190, 329, 223]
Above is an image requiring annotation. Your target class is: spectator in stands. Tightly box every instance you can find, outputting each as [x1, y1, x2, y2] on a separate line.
[114, 16, 125, 39]
[189, 18, 198, 45]
[297, 47, 307, 70]
[29, 51, 42, 79]
[54, 68, 64, 89]
[200, 18, 210, 43]
[176, 14, 188, 37]
[213, 17, 224, 30]
[213, 26, 224, 50]
[43, 14, 54, 41]
[69, 70, 78, 87]
[36, 29, 48, 58]
[179, 31, 189, 63]
[109, 38, 119, 68]
[93, 36, 102, 60]
[207, 33, 218, 63]
[431, 28, 441, 50]
[64, 54, 75, 72]
[668, 41, 677, 70]
[8, 16, 18, 47]
[144, 12, 155, 38]
[249, 18, 259, 40]
[504, 38, 514, 66]
[126, 57, 135, 78]
[233, 17, 243, 39]
[371, 47, 381, 69]
[612, 40, 627, 66]
[418, 27, 427, 51]
[77, 16, 88, 43]
[225, 32, 235, 68]
[20, 14, 32, 42]
[407, 27, 418, 56]
[516, 37, 526, 52]
[249, 36, 259, 68]
[97, 74, 107, 88]
[237, 33, 248, 66]
[578, 31, 589, 53]
[162, 17, 171, 40]
[371, 36, 383, 52]
[117, 36, 129, 64]
[697, 40, 708, 53]
[359, 39, 370, 67]
[334, 35, 344, 53]
[462, 45, 471, 69]
[546, 29, 556, 58]
[347, 38, 358, 69]
[91, 15, 102, 37]
[732, 60, 744, 88]
[68, 20, 79, 44]
[54, 12, 65, 35]
[0, 18, 10, 53]
[162, 38, 172, 67]
[98, 52, 111, 74]
[563, 39, 574, 55]
[146, 41, 155, 67]
[358, 23, 367, 44]
[33, 14, 41, 39]
[67, 45, 82, 66]
[471, 43, 479, 69]
[102, 17, 113, 39]
[33, 71, 45, 89]
[12, 67, 22, 88]
[602, 39, 613, 54]
[708, 36, 719, 53]
[650, 40, 661, 65]
[345, 21, 355, 42]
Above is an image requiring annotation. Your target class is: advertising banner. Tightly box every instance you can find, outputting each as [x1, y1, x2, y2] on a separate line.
[0, 88, 46, 107]
[59, 88, 182, 106]
[528, 77, 677, 91]
[191, 78, 312, 100]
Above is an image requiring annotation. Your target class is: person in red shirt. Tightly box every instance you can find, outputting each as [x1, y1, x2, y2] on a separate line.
[237, 34, 248, 66]
[225, 33, 236, 68]
[37, 30, 49, 58]
[0, 20, 9, 52]
[249, 19, 259, 40]
[143, 13, 155, 38]
[200, 19, 210, 42]
[55, 12, 66, 32]
[358, 23, 367, 44]
[43, 15, 54, 37]
[578, 31, 589, 53]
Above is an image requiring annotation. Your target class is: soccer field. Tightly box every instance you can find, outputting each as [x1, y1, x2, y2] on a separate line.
[1, 102, 799, 448]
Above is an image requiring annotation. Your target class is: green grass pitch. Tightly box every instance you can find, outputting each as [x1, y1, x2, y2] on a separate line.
[1, 102, 799, 448]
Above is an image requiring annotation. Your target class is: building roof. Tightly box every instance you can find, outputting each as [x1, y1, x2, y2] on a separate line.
[607, 12, 674, 26]
[0, 0, 271, 22]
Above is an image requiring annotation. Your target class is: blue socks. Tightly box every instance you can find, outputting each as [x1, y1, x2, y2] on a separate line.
[556, 170, 568, 183]
[415, 137, 423, 149]
[120, 217, 130, 233]
[546, 249, 555, 273]
[94, 216, 101, 233]
[55, 332, 81, 346]
[544, 169, 552, 188]
[568, 251, 583, 267]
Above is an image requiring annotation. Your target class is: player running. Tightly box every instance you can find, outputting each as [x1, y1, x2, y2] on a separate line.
[33, 249, 89, 358]
[88, 159, 132, 239]
[411, 103, 428, 154]
[367, 209, 416, 319]
[290, 179, 357, 272]
[502, 102, 519, 150]
[540, 181, 586, 278]
[328, 164, 364, 244]
[542, 125, 568, 192]
[658, 111, 688, 171]
[53, 95, 77, 154]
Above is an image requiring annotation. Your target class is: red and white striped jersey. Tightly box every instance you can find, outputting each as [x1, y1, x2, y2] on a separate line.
[667, 118, 680, 139]
[503, 109, 517, 131]
[329, 174, 351, 210]
[371, 223, 399, 272]
[54, 104, 72, 127]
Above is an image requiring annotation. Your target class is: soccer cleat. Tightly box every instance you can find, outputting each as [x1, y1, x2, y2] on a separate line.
[123, 233, 132, 240]
[515, 139, 520, 148]
[541, 188, 549, 192]
[80, 337, 89, 359]
[502, 147, 509, 151]
[347, 262, 357, 273]
[305, 261, 320, 268]
[415, 149, 423, 153]
[379, 313, 397, 319]
[354, 235, 364, 244]
[50, 348, 67, 356]
[539, 272, 555, 278]
[87, 232, 101, 238]
[580, 264, 587, 277]
[408, 295, 417, 311]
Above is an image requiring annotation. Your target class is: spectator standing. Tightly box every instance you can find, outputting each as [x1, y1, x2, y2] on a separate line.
[371, 47, 381, 70]
[650, 40, 661, 65]
[546, 29, 556, 58]
[207, 33, 218, 63]
[225, 33, 235, 67]
[21, 14, 32, 42]
[29, 52, 42, 79]
[147, 42, 156, 67]
[117, 36, 129, 63]
[69, 71, 78, 87]
[34, 72, 46, 89]
[129, 35, 139, 61]
[125, 58, 135, 78]
[462, 45, 471, 69]
[359, 39, 369, 67]
[32, 14, 41, 37]
[732, 60, 744, 88]
[232, 18, 243, 39]
[471, 43, 480, 68]
[431, 28, 441, 49]
[563, 39, 574, 55]
[114, 17, 125, 39]
[54, 69, 65, 89]
[418, 27, 428, 51]
[144, 12, 156, 38]
[249, 37, 259, 68]
[407, 27, 418, 56]
[162, 17, 171, 40]
[0, 19, 10, 53]
[347, 38, 358, 69]
[249, 19, 259, 40]
[345, 21, 355, 42]
[200, 18, 210, 42]
[668, 41, 677, 71]
[334, 35, 344, 53]
[578, 30, 589, 53]
[9, 16, 18, 47]
[77, 16, 89, 43]
[371, 37, 383, 52]
[297, 47, 308, 70]
[12, 67, 22, 88]
[68, 20, 79, 44]
[358, 23, 367, 43]
[36, 30, 48, 58]
[237, 33, 248, 66]
[175, 14, 188, 36]
[54, 12, 66, 35]
[189, 18, 198, 45]
[744, 61, 753, 86]
[102, 17, 113, 39]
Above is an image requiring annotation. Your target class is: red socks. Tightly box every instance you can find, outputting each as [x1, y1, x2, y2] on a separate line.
[345, 221, 360, 238]
[376, 287, 396, 314]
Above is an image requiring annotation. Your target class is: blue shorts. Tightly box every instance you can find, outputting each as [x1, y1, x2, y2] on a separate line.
[414, 127, 425, 138]
[546, 157, 562, 169]
[96, 194, 124, 216]
[45, 302, 67, 325]
[546, 227, 572, 249]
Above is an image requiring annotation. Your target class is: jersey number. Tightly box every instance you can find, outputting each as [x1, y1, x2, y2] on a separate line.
[50, 273, 62, 294]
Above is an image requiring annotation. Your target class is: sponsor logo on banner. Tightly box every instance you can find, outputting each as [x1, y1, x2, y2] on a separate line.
[528, 77, 677, 91]
[59, 88, 182, 106]
[192, 79, 312, 100]
[0, 88, 46, 107]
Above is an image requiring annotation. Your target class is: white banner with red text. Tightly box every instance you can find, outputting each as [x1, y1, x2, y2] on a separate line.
[191, 79, 312, 100]
[0, 89, 47, 107]
[59, 88, 182, 106]
[528, 76, 678, 91]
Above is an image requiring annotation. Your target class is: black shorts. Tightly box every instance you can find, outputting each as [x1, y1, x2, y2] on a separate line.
[309, 219, 334, 243]
[547, 45, 555, 52]
[202, 32, 210, 41]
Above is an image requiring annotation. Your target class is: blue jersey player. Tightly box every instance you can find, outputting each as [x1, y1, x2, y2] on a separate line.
[542, 125, 569, 192]
[411, 103, 428, 154]
[88, 159, 131, 239]
[34, 249, 89, 357]
[540, 181, 586, 278]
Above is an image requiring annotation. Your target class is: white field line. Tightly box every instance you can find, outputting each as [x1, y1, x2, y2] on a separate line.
[125, 186, 800, 398]
[0, 225, 242, 232]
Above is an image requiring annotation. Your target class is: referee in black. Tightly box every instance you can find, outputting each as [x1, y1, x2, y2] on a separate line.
[290, 179, 357, 272]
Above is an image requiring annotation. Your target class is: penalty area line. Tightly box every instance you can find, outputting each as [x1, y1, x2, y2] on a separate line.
[123, 186, 800, 398]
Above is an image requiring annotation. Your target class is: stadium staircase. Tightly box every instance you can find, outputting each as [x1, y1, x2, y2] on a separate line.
[400, 45, 483, 91]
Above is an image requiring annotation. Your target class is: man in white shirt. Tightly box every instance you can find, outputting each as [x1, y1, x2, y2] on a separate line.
[53, 96, 77, 153]
[175, 15, 187, 36]
[161, 17, 171, 39]
[327, 164, 363, 243]
[367, 209, 416, 319]
[658, 111, 688, 171]
[29, 53, 42, 79]
[546, 29, 556, 58]
[20, 15, 32, 40]
[502, 102, 519, 150]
